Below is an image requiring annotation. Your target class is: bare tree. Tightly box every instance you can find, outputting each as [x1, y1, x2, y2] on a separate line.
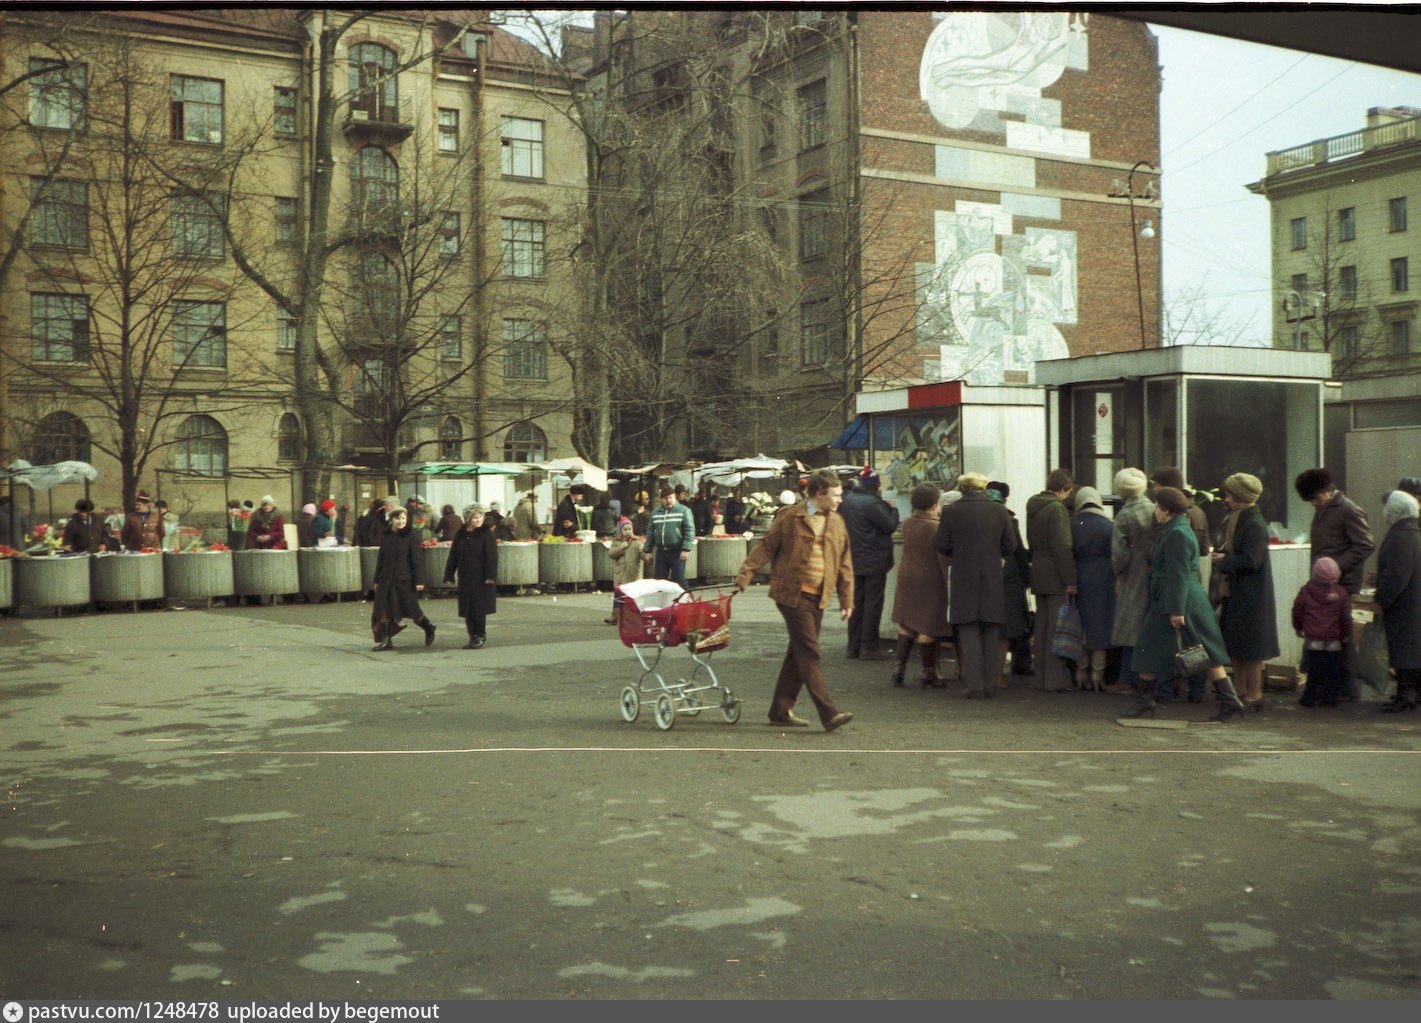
[1161, 276, 1259, 347]
[3, 33, 269, 509]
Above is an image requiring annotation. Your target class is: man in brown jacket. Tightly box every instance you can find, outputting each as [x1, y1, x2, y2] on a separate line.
[735, 469, 855, 732]
[1297, 467, 1376, 700]
[1026, 468, 1078, 693]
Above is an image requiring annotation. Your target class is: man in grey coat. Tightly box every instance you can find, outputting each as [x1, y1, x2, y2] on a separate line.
[1296, 468, 1375, 700]
[1026, 468, 1078, 692]
[935, 472, 1017, 697]
[1111, 468, 1156, 696]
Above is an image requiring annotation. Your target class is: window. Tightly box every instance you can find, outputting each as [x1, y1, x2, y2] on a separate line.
[1390, 197, 1408, 233]
[439, 417, 462, 460]
[759, 308, 780, 373]
[1392, 257, 1409, 292]
[353, 359, 392, 420]
[760, 112, 776, 150]
[800, 300, 830, 366]
[173, 300, 226, 368]
[1290, 272, 1308, 295]
[348, 43, 397, 120]
[799, 191, 829, 260]
[28, 59, 85, 130]
[172, 193, 224, 257]
[170, 75, 224, 144]
[1338, 206, 1355, 242]
[500, 218, 544, 278]
[275, 196, 298, 243]
[501, 117, 544, 179]
[274, 86, 297, 135]
[350, 146, 399, 223]
[502, 422, 546, 463]
[502, 319, 547, 379]
[1339, 265, 1358, 301]
[1290, 216, 1307, 251]
[439, 314, 461, 361]
[1392, 320, 1412, 356]
[1339, 324, 1359, 359]
[175, 414, 227, 476]
[277, 413, 302, 462]
[798, 79, 826, 151]
[30, 293, 88, 362]
[355, 252, 400, 334]
[437, 108, 459, 153]
[34, 411, 90, 465]
[29, 178, 87, 248]
[277, 309, 297, 351]
[439, 211, 460, 257]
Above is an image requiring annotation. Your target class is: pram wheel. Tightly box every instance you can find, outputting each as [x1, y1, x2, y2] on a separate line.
[720, 690, 741, 723]
[619, 686, 640, 723]
[654, 694, 677, 730]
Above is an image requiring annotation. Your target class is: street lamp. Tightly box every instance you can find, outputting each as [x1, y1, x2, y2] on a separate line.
[1283, 289, 1327, 350]
[1109, 161, 1158, 348]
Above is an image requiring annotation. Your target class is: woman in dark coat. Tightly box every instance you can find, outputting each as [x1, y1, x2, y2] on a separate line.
[356, 499, 388, 547]
[370, 507, 436, 651]
[1211, 473, 1279, 711]
[443, 504, 499, 649]
[436, 504, 463, 543]
[1122, 487, 1245, 722]
[889, 483, 951, 687]
[1376, 490, 1421, 712]
[590, 494, 616, 538]
[1070, 486, 1117, 690]
[989, 483, 1032, 687]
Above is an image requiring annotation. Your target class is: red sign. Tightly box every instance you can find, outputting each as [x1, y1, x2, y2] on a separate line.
[1097, 403, 1109, 419]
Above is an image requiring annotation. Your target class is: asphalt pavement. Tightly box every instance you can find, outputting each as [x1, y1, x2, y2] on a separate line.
[3, 583, 1420, 1000]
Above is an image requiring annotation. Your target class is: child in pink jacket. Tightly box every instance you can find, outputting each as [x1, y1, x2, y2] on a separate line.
[1292, 556, 1353, 708]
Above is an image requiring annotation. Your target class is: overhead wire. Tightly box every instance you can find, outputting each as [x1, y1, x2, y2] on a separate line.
[1161, 49, 1311, 160]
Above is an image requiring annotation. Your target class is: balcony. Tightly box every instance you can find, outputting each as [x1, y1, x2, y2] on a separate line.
[1266, 113, 1421, 176]
[342, 98, 413, 144]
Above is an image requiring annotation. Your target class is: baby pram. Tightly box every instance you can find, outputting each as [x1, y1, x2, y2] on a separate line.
[614, 578, 742, 730]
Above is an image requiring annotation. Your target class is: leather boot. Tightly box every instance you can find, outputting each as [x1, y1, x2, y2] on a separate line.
[420, 618, 437, 646]
[890, 634, 914, 687]
[918, 641, 947, 688]
[1212, 674, 1246, 721]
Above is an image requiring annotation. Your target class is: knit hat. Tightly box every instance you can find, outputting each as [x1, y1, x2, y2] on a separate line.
[320, 500, 337, 512]
[1114, 468, 1147, 498]
[1310, 556, 1341, 584]
[260, 495, 275, 506]
[301, 503, 317, 516]
[858, 465, 881, 489]
[1223, 473, 1263, 505]
[1384, 489, 1420, 527]
[1074, 486, 1105, 512]
[617, 516, 633, 532]
[956, 472, 989, 491]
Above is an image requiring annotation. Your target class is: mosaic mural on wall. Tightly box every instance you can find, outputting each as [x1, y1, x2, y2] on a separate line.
[915, 12, 1089, 385]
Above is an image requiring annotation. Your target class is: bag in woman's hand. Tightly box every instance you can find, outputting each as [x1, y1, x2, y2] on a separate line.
[1051, 598, 1085, 662]
[1173, 626, 1211, 678]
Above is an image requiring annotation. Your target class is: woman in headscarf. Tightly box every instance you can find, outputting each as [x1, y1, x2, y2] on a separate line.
[605, 517, 645, 625]
[371, 506, 436, 651]
[1376, 489, 1421, 713]
[1110, 468, 1155, 697]
[247, 496, 286, 550]
[888, 483, 952, 687]
[1121, 487, 1244, 722]
[1070, 485, 1117, 691]
[444, 504, 498, 649]
[296, 503, 317, 548]
[1210, 473, 1279, 711]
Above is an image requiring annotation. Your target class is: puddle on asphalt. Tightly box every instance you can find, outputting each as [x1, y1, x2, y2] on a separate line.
[206, 811, 298, 824]
[550, 889, 596, 907]
[280, 891, 347, 915]
[557, 962, 695, 983]
[1204, 921, 1277, 952]
[3, 836, 82, 849]
[656, 896, 799, 930]
[170, 964, 222, 982]
[299, 931, 412, 974]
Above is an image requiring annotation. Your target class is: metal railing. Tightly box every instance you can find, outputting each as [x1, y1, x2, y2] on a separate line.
[1266, 114, 1421, 176]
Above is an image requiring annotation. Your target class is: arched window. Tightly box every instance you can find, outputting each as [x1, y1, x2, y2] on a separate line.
[439, 417, 462, 461]
[502, 422, 546, 463]
[350, 146, 398, 223]
[277, 412, 302, 462]
[175, 414, 227, 476]
[348, 42, 397, 119]
[33, 411, 90, 464]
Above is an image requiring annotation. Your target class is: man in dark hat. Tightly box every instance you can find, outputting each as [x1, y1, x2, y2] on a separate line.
[121, 490, 162, 550]
[840, 465, 900, 658]
[1296, 466, 1375, 701]
[61, 499, 104, 553]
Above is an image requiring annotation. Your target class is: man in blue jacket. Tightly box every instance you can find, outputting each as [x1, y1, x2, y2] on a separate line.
[643, 486, 695, 588]
[840, 467, 901, 658]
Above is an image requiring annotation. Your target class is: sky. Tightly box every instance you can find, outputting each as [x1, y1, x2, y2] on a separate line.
[1152, 22, 1420, 346]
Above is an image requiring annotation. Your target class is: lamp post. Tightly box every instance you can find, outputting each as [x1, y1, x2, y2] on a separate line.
[1283, 289, 1327, 350]
[1109, 161, 1157, 348]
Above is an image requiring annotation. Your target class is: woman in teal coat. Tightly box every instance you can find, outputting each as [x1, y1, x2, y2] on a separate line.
[1121, 487, 1246, 722]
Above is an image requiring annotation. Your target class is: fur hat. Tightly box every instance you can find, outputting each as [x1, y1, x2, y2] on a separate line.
[1396, 477, 1421, 499]
[1114, 468, 1148, 498]
[1223, 473, 1263, 505]
[1154, 486, 1190, 516]
[1311, 556, 1341, 584]
[956, 472, 989, 491]
[987, 481, 1010, 500]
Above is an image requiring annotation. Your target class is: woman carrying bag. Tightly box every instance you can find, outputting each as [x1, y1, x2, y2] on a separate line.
[1211, 473, 1280, 711]
[1120, 487, 1245, 722]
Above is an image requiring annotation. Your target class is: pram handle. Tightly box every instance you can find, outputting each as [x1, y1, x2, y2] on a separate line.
[675, 583, 738, 602]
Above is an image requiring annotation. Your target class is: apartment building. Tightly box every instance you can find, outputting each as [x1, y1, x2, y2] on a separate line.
[0, 8, 583, 522]
[1247, 106, 1421, 377]
[586, 9, 1163, 461]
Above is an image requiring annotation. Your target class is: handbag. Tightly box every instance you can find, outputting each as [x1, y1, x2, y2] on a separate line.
[1173, 625, 1211, 678]
[1051, 597, 1085, 662]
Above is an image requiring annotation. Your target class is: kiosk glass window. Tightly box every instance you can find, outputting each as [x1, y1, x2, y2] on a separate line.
[1071, 387, 1126, 496]
[1144, 378, 1179, 474]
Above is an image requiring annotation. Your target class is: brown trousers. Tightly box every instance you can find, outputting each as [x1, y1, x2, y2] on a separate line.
[772, 593, 842, 725]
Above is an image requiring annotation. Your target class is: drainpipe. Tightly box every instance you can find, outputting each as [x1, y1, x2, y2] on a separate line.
[469, 33, 488, 460]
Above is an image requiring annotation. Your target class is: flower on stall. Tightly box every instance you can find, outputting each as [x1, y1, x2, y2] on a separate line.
[26, 523, 62, 556]
[138, 546, 159, 554]
[0, 544, 20, 559]
[206, 542, 229, 552]
[420, 538, 441, 549]
[744, 492, 778, 517]
[228, 509, 251, 531]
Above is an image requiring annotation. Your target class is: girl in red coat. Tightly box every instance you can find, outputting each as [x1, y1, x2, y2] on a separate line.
[1292, 556, 1352, 708]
